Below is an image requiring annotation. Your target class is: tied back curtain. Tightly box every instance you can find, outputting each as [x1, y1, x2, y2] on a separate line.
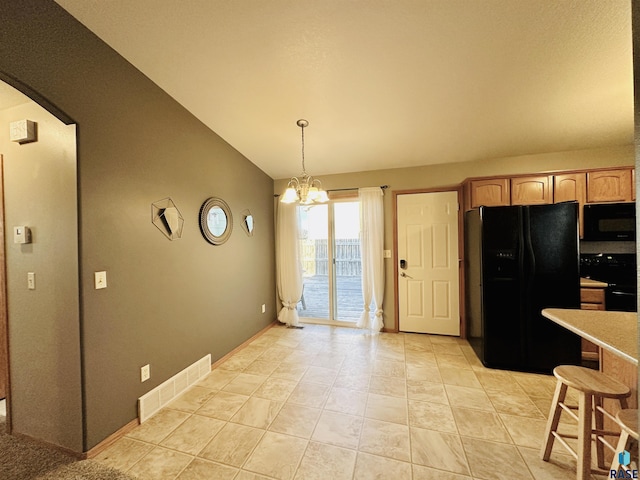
[357, 187, 385, 331]
[276, 201, 303, 327]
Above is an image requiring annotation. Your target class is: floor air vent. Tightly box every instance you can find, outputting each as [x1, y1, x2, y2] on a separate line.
[138, 354, 211, 423]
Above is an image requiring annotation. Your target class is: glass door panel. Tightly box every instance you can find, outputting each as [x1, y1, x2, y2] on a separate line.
[297, 204, 330, 319]
[333, 201, 362, 321]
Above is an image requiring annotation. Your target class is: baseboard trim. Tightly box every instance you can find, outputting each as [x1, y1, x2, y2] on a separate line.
[86, 418, 139, 459]
[86, 320, 277, 457]
[211, 320, 277, 369]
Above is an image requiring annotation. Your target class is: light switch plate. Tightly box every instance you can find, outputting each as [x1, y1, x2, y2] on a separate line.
[14, 226, 32, 244]
[94, 271, 107, 289]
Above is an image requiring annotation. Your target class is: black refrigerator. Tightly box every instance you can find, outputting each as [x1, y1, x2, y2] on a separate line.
[465, 202, 581, 373]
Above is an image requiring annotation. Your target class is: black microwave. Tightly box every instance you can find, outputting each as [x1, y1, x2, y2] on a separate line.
[583, 202, 636, 241]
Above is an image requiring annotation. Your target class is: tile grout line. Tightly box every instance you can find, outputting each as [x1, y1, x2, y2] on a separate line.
[96, 325, 592, 480]
[236, 331, 309, 479]
[293, 336, 355, 480]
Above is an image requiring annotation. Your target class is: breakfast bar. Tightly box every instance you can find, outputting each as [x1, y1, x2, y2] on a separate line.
[541, 308, 638, 477]
[542, 307, 637, 410]
[541, 308, 637, 366]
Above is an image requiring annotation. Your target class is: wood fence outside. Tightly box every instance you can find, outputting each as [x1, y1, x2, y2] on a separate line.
[298, 238, 363, 321]
[300, 238, 361, 276]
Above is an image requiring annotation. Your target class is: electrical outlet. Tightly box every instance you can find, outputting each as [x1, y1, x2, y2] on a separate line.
[261, 304, 266, 313]
[141, 364, 150, 382]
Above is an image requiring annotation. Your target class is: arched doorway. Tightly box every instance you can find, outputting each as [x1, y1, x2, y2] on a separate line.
[0, 80, 79, 445]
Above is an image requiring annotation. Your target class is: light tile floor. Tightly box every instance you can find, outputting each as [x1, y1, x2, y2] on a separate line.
[95, 324, 611, 480]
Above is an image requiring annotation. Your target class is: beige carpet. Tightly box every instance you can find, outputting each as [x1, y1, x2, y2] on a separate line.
[0, 416, 137, 479]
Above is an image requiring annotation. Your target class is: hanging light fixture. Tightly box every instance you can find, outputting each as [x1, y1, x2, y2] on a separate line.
[281, 119, 329, 204]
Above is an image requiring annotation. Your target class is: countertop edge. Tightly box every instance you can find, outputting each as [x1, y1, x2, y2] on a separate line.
[542, 308, 638, 366]
[579, 277, 608, 288]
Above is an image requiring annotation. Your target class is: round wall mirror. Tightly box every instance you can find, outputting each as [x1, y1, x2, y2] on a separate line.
[199, 197, 233, 245]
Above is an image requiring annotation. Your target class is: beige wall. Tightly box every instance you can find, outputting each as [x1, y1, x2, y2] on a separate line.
[0, 101, 82, 450]
[275, 144, 635, 330]
[1, 0, 276, 451]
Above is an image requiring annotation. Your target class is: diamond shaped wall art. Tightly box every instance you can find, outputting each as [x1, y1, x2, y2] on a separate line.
[152, 197, 184, 240]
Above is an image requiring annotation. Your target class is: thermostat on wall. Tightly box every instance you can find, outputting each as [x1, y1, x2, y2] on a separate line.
[9, 119, 37, 144]
[14, 226, 32, 244]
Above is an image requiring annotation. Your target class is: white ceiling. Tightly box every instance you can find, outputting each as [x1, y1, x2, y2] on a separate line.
[51, 0, 633, 180]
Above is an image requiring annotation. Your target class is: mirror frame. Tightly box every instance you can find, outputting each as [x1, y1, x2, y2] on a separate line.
[199, 197, 233, 245]
[241, 209, 254, 237]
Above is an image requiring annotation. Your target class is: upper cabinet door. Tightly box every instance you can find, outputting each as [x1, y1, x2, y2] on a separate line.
[554, 173, 587, 204]
[469, 178, 510, 208]
[587, 169, 634, 202]
[511, 175, 553, 205]
[554, 173, 586, 238]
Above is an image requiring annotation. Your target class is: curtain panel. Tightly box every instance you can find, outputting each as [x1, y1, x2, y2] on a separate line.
[275, 202, 303, 327]
[357, 187, 385, 331]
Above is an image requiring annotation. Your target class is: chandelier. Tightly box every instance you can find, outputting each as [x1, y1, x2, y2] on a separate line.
[281, 119, 329, 204]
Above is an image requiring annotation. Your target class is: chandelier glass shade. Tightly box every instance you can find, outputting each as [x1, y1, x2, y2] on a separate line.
[281, 119, 328, 204]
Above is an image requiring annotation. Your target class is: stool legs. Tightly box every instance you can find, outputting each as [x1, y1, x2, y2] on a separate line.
[577, 391, 592, 480]
[541, 381, 603, 480]
[610, 430, 632, 473]
[593, 395, 605, 469]
[610, 407, 638, 475]
[542, 366, 633, 480]
[541, 379, 568, 461]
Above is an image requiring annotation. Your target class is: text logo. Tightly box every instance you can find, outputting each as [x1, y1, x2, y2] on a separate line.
[610, 450, 638, 479]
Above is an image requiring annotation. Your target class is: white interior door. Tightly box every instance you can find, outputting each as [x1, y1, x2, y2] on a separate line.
[397, 191, 460, 335]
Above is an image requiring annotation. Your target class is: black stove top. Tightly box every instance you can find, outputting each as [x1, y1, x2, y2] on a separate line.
[580, 253, 636, 287]
[580, 253, 637, 312]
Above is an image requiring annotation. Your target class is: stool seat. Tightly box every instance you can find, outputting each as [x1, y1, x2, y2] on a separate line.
[542, 365, 632, 480]
[554, 366, 630, 398]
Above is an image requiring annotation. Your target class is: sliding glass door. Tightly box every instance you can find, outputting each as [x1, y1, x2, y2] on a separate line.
[297, 199, 362, 323]
[298, 203, 330, 319]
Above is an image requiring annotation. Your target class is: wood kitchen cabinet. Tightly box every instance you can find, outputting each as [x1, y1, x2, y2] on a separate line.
[469, 178, 510, 208]
[511, 175, 553, 205]
[580, 285, 605, 363]
[587, 168, 634, 202]
[463, 167, 635, 212]
[601, 348, 638, 463]
[554, 173, 587, 203]
[580, 287, 605, 310]
[554, 172, 587, 237]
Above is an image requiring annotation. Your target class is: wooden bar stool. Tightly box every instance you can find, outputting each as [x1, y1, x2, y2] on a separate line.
[541, 365, 631, 480]
[610, 409, 638, 473]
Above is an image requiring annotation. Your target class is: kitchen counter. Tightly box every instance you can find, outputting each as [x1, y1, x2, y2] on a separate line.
[542, 307, 638, 461]
[579, 277, 608, 288]
[541, 308, 637, 365]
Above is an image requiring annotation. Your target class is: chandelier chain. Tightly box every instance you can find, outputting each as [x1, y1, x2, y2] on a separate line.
[300, 121, 306, 174]
[280, 118, 327, 204]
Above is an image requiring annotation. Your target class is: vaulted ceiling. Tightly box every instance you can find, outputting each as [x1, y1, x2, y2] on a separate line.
[52, 1, 633, 179]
